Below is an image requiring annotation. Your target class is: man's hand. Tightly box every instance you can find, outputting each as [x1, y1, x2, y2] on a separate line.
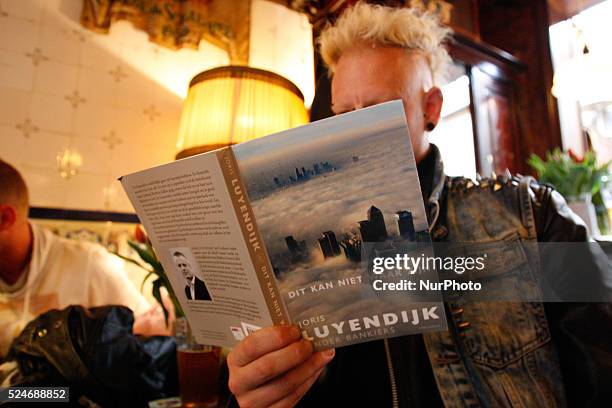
[227, 325, 335, 408]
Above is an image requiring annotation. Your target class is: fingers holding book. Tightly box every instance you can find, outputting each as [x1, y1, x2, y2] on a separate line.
[227, 325, 335, 408]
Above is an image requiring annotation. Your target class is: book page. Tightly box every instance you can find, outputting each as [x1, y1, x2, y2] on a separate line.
[120, 149, 285, 347]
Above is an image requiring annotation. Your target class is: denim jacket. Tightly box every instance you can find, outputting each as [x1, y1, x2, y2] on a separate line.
[418, 145, 564, 407]
[294, 145, 612, 408]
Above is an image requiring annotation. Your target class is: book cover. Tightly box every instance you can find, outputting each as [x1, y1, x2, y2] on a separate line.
[233, 101, 446, 349]
[120, 100, 446, 350]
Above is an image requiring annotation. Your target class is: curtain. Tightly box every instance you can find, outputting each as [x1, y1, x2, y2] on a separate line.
[80, 0, 251, 64]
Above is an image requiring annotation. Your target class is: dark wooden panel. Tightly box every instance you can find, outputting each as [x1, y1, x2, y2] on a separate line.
[448, 32, 525, 175]
[446, 0, 481, 39]
[449, 32, 524, 75]
[478, 0, 563, 174]
[469, 65, 522, 175]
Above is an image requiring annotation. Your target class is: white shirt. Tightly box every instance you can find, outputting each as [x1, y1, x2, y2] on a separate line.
[0, 223, 150, 357]
[188, 276, 195, 300]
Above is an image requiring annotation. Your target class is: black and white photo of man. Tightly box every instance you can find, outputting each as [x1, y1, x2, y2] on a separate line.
[172, 251, 211, 301]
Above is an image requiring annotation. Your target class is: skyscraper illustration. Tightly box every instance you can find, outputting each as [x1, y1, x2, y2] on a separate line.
[358, 206, 388, 242]
[396, 210, 416, 240]
[285, 235, 308, 261]
[340, 236, 362, 262]
[358, 220, 374, 242]
[319, 231, 341, 258]
[286, 236, 300, 253]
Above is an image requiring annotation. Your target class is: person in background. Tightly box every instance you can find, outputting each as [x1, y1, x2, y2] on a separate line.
[0, 159, 167, 357]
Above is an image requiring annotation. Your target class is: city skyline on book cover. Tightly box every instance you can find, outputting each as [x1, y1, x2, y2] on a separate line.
[233, 101, 445, 348]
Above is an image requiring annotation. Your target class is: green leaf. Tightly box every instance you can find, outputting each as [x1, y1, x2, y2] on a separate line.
[128, 241, 163, 272]
[110, 240, 184, 323]
[140, 270, 156, 292]
[152, 278, 170, 327]
[528, 148, 610, 199]
[145, 239, 159, 261]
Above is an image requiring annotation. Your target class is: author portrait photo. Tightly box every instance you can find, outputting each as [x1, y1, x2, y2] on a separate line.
[171, 249, 211, 301]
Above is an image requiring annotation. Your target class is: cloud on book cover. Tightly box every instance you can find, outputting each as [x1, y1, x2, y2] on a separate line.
[234, 101, 408, 171]
[247, 127, 428, 256]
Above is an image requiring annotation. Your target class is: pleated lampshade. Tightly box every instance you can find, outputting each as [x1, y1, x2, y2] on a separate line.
[175, 66, 309, 159]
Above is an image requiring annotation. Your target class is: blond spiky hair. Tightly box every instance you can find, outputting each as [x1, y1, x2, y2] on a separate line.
[319, 2, 452, 85]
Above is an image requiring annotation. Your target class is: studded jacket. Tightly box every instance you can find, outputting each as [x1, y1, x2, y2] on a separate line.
[295, 144, 612, 408]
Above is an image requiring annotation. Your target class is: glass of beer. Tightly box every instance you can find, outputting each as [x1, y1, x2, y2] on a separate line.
[175, 318, 221, 407]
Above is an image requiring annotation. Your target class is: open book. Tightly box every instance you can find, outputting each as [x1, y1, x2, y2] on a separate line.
[120, 101, 447, 350]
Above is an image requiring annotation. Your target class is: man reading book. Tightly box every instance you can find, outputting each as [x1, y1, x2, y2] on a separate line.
[226, 3, 612, 408]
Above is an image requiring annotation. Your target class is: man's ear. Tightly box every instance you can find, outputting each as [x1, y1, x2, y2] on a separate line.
[0, 205, 18, 231]
[423, 87, 443, 130]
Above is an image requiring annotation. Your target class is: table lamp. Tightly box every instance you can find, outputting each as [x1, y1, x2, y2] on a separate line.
[175, 66, 309, 159]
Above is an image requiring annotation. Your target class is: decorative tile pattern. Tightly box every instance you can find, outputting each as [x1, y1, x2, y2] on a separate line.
[15, 118, 39, 138]
[0, 1, 244, 212]
[30, 93, 73, 133]
[102, 131, 122, 150]
[65, 90, 87, 109]
[25, 47, 49, 66]
[71, 29, 91, 43]
[108, 65, 128, 83]
[143, 104, 160, 121]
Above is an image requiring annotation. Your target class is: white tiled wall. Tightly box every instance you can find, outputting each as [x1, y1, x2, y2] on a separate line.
[0, 0, 315, 213]
[250, 0, 315, 106]
[0, 0, 229, 213]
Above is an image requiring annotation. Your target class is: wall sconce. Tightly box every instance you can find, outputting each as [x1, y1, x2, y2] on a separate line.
[57, 148, 83, 179]
[175, 66, 309, 159]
